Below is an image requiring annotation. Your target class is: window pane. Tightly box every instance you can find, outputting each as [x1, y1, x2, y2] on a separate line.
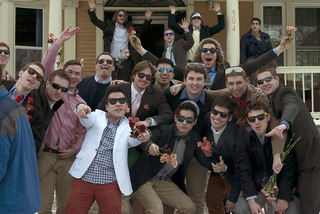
[295, 8, 320, 66]
[15, 48, 43, 77]
[263, 6, 284, 66]
[15, 8, 43, 47]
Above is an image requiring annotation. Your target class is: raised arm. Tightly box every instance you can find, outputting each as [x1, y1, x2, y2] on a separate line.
[179, 18, 194, 51]
[41, 26, 80, 81]
[208, 2, 225, 36]
[168, 5, 185, 35]
[87, 0, 107, 30]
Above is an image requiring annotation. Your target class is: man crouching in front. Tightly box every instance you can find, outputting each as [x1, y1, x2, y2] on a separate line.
[65, 86, 150, 214]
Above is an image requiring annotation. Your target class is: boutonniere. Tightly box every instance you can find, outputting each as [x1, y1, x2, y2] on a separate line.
[144, 104, 149, 111]
[234, 98, 248, 119]
[15, 96, 34, 120]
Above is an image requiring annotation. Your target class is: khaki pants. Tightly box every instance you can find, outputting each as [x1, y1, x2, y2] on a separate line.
[133, 180, 196, 214]
[186, 156, 209, 214]
[37, 151, 75, 214]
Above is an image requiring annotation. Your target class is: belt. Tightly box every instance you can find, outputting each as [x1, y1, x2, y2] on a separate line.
[43, 148, 59, 154]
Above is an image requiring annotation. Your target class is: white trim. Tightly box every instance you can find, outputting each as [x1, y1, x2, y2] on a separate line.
[14, 6, 44, 75]
[260, 3, 286, 65]
[293, 3, 320, 66]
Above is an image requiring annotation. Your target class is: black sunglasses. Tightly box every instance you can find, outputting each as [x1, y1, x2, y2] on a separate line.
[157, 67, 173, 73]
[119, 14, 124, 18]
[177, 115, 194, 124]
[257, 76, 276, 85]
[98, 59, 113, 65]
[247, 113, 268, 123]
[0, 49, 10, 55]
[165, 32, 173, 36]
[108, 97, 127, 105]
[137, 72, 153, 81]
[28, 67, 43, 82]
[200, 48, 218, 54]
[192, 17, 201, 20]
[211, 108, 230, 118]
[50, 82, 68, 92]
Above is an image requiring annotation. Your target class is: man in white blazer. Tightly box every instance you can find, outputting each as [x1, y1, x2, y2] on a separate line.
[65, 87, 150, 214]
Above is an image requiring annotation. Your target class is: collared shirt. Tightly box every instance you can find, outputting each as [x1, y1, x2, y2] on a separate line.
[252, 31, 262, 42]
[82, 115, 124, 184]
[94, 75, 112, 84]
[211, 124, 227, 146]
[208, 65, 218, 85]
[165, 41, 177, 66]
[110, 23, 129, 59]
[2, 70, 10, 80]
[151, 128, 186, 182]
[45, 90, 87, 153]
[131, 83, 156, 126]
[255, 132, 266, 146]
[188, 27, 200, 61]
[8, 84, 28, 103]
[131, 83, 146, 104]
[180, 88, 205, 104]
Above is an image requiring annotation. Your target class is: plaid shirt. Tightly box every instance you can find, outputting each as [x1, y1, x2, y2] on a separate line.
[82, 114, 124, 184]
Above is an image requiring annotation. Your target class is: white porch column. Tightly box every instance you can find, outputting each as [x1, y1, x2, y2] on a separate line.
[49, 0, 62, 68]
[63, 0, 79, 61]
[226, 0, 240, 66]
[1, 1, 15, 76]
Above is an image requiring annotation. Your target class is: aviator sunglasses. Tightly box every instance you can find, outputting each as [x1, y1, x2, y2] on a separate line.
[200, 48, 218, 54]
[257, 76, 277, 85]
[211, 108, 230, 118]
[98, 59, 113, 65]
[247, 113, 268, 123]
[165, 32, 173, 36]
[177, 115, 195, 124]
[137, 72, 153, 81]
[119, 14, 124, 18]
[50, 82, 68, 92]
[157, 67, 173, 73]
[0, 49, 10, 55]
[28, 67, 43, 82]
[108, 97, 127, 105]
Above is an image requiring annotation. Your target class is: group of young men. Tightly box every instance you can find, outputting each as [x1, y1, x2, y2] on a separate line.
[1, 1, 320, 214]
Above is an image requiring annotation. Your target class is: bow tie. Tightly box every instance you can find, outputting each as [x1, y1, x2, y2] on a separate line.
[175, 135, 191, 141]
[194, 27, 201, 30]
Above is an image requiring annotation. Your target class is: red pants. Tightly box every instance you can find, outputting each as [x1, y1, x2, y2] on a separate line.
[65, 178, 121, 214]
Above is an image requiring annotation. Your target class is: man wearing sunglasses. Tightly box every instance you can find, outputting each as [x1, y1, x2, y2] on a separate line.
[168, 3, 225, 62]
[130, 101, 217, 214]
[0, 42, 15, 81]
[203, 96, 239, 214]
[162, 17, 194, 69]
[77, 52, 116, 110]
[39, 26, 87, 214]
[164, 63, 215, 213]
[87, 0, 153, 81]
[154, 58, 176, 90]
[235, 102, 298, 214]
[66, 87, 150, 214]
[256, 65, 320, 214]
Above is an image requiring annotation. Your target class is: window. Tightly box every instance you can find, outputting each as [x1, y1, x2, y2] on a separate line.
[261, 3, 285, 66]
[295, 6, 320, 66]
[15, 7, 43, 77]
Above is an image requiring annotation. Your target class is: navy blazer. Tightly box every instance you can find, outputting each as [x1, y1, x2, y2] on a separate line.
[240, 30, 273, 64]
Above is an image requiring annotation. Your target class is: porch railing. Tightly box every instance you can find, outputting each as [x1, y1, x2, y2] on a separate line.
[277, 66, 320, 119]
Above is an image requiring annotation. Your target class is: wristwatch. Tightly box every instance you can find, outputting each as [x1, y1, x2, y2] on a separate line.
[146, 117, 152, 125]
